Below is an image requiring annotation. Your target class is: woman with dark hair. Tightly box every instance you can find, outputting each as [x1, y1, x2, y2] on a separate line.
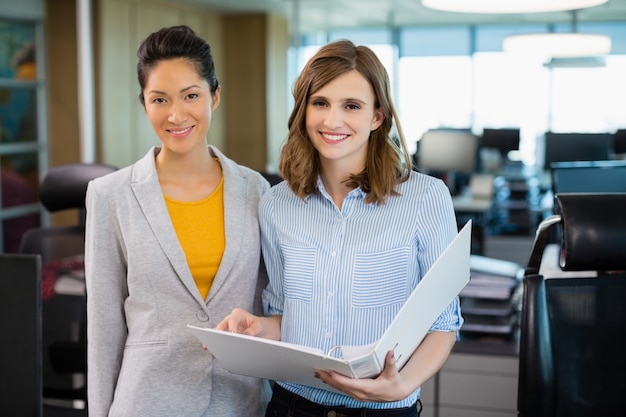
[219, 39, 463, 417]
[85, 25, 269, 416]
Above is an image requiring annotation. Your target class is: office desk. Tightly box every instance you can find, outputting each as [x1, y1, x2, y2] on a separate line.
[421, 335, 519, 417]
[452, 194, 493, 213]
[452, 194, 493, 255]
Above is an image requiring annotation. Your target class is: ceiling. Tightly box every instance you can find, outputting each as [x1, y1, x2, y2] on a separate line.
[172, 0, 626, 34]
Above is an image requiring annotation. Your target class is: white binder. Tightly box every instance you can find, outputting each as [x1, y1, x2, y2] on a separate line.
[188, 221, 471, 392]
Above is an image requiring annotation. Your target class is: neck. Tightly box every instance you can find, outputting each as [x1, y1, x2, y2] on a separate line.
[320, 164, 358, 210]
[156, 146, 222, 202]
[156, 145, 214, 180]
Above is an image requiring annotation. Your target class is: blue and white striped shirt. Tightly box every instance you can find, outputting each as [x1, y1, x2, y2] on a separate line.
[260, 170, 463, 409]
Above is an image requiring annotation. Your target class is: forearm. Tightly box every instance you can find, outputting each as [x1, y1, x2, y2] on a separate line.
[314, 330, 457, 402]
[398, 331, 457, 396]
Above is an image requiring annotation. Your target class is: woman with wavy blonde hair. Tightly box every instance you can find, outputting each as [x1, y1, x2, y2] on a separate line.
[280, 39, 412, 205]
[220, 39, 462, 417]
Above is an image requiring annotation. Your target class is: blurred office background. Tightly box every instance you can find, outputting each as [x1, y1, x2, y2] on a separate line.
[3, 0, 626, 256]
[2, 2, 626, 415]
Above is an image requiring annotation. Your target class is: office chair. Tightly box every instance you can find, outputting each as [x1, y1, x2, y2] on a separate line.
[19, 162, 116, 406]
[518, 193, 626, 417]
[260, 171, 283, 186]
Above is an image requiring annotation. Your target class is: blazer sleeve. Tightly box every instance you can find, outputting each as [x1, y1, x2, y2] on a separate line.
[84, 179, 128, 417]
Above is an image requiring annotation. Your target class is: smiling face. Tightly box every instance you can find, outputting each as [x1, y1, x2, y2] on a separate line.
[305, 70, 383, 174]
[143, 58, 220, 156]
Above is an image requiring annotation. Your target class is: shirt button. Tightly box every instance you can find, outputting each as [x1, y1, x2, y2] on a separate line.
[331, 251, 336, 257]
[325, 331, 331, 338]
[196, 310, 209, 322]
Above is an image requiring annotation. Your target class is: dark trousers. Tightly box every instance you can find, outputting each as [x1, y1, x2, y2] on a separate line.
[265, 384, 421, 417]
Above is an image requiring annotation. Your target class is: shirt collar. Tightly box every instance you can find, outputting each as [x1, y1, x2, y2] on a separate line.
[312, 175, 367, 202]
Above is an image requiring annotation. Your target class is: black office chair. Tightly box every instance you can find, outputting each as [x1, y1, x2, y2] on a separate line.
[20, 163, 116, 261]
[260, 171, 283, 186]
[19, 162, 116, 407]
[518, 193, 626, 417]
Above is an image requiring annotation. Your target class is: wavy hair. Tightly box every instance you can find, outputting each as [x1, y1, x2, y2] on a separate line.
[279, 39, 412, 205]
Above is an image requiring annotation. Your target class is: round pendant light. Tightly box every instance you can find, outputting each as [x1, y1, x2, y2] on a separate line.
[503, 33, 611, 58]
[422, 0, 609, 14]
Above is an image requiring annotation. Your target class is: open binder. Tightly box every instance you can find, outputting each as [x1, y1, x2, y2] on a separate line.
[188, 221, 471, 392]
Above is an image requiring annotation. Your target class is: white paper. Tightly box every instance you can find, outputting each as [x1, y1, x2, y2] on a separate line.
[188, 221, 472, 390]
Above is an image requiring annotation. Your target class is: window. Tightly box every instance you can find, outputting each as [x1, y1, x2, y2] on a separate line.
[0, 19, 45, 252]
[472, 52, 550, 165]
[550, 55, 626, 134]
[398, 56, 472, 155]
[289, 22, 626, 169]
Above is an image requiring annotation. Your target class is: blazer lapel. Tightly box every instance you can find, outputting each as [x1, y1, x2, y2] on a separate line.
[205, 146, 246, 303]
[130, 147, 205, 305]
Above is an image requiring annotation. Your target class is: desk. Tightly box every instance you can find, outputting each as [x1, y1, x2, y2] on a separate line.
[452, 195, 493, 213]
[452, 194, 493, 255]
[421, 336, 519, 417]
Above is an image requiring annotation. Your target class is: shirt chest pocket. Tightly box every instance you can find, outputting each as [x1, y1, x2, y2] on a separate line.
[352, 247, 411, 308]
[282, 246, 316, 303]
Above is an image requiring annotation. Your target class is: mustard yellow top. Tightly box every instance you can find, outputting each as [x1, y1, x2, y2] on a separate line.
[164, 177, 225, 299]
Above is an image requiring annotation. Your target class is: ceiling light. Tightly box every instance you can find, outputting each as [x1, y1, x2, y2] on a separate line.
[543, 56, 607, 68]
[421, 0, 608, 14]
[503, 33, 611, 58]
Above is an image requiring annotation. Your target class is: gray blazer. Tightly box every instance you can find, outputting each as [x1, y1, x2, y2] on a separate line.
[85, 146, 270, 417]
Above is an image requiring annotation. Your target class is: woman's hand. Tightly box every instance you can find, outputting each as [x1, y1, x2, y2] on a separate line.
[216, 308, 282, 341]
[314, 350, 410, 402]
[315, 331, 456, 402]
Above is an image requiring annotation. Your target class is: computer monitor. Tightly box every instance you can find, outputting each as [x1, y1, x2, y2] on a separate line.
[480, 128, 520, 159]
[416, 129, 480, 195]
[417, 129, 479, 175]
[543, 132, 613, 170]
[551, 160, 626, 194]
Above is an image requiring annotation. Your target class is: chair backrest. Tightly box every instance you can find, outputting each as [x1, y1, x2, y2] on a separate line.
[260, 171, 283, 186]
[17, 162, 116, 404]
[518, 193, 626, 417]
[38, 162, 117, 214]
[19, 163, 117, 263]
[0, 254, 42, 416]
